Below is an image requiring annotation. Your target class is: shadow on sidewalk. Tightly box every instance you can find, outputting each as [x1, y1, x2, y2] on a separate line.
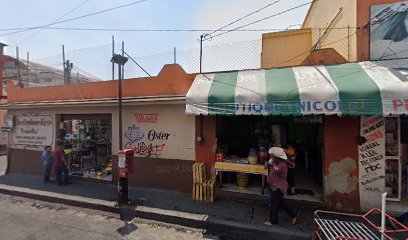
[0, 173, 314, 240]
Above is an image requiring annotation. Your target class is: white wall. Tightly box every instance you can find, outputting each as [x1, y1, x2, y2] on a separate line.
[121, 104, 195, 161]
[9, 103, 195, 161]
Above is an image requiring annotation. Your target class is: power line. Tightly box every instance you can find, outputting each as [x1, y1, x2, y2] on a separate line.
[3, 27, 302, 32]
[0, 0, 148, 37]
[207, 0, 281, 36]
[208, 1, 314, 39]
[0, 26, 357, 33]
[18, 0, 91, 45]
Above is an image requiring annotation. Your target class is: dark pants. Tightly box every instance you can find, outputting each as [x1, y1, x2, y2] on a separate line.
[43, 164, 52, 182]
[268, 186, 296, 224]
[55, 166, 69, 185]
[287, 168, 295, 188]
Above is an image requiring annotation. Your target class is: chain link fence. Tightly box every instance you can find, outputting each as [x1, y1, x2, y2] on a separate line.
[3, 27, 358, 89]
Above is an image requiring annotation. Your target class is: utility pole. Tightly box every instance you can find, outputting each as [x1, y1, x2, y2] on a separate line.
[26, 52, 29, 83]
[121, 41, 125, 79]
[62, 45, 73, 84]
[199, 34, 204, 73]
[111, 53, 128, 205]
[65, 60, 73, 84]
[62, 45, 66, 84]
[112, 35, 115, 80]
[16, 47, 20, 84]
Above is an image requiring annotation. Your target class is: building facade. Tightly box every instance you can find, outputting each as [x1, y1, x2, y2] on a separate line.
[1, 0, 408, 213]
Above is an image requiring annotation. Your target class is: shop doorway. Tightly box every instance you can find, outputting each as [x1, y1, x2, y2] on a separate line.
[216, 115, 323, 202]
[56, 114, 113, 181]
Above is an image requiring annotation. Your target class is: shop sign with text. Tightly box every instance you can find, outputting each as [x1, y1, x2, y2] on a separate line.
[12, 115, 54, 147]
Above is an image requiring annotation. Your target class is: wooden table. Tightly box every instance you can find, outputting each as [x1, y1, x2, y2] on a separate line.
[214, 162, 268, 194]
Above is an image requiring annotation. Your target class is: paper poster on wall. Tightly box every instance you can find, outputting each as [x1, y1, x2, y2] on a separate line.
[12, 115, 54, 150]
[370, 1, 408, 60]
[359, 116, 386, 210]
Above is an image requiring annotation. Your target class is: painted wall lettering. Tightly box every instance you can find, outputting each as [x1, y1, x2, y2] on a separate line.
[124, 120, 174, 158]
[122, 107, 195, 161]
[359, 116, 386, 211]
[134, 113, 159, 123]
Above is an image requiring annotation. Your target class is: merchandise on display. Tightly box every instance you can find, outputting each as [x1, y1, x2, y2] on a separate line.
[57, 117, 112, 181]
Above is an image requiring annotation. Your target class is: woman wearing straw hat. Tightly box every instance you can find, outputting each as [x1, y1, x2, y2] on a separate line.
[264, 147, 297, 226]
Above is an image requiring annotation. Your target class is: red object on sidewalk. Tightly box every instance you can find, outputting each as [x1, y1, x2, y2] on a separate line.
[313, 208, 408, 240]
[118, 149, 134, 179]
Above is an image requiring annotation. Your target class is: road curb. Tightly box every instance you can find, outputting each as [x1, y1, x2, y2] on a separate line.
[0, 185, 311, 240]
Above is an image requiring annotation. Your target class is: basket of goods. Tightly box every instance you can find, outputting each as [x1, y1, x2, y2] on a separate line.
[236, 172, 249, 189]
[248, 147, 258, 165]
[258, 147, 269, 165]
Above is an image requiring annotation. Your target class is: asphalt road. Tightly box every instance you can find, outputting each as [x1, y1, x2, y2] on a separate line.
[0, 194, 244, 240]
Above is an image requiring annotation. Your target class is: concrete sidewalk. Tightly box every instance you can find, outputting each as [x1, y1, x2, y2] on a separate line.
[0, 174, 314, 240]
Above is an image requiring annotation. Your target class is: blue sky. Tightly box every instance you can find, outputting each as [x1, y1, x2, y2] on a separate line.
[1, 0, 311, 57]
[0, 0, 311, 78]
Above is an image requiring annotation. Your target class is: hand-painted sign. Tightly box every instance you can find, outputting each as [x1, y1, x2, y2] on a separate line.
[124, 125, 144, 144]
[134, 113, 159, 123]
[12, 116, 54, 147]
[359, 116, 386, 211]
[124, 118, 173, 158]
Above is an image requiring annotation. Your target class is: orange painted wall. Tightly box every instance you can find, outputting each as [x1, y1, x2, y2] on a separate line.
[302, 48, 348, 66]
[324, 116, 361, 211]
[8, 64, 196, 102]
[262, 29, 312, 68]
[356, 0, 403, 61]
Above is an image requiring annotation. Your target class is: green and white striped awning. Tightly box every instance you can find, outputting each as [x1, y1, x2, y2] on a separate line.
[186, 61, 408, 116]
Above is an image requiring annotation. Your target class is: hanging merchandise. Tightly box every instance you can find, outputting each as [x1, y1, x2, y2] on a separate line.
[59, 115, 113, 181]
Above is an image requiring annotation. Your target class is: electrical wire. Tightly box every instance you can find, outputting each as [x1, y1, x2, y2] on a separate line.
[0, 0, 148, 37]
[9, 27, 294, 32]
[0, 26, 357, 33]
[206, 0, 281, 36]
[18, 0, 91, 45]
[208, 1, 314, 39]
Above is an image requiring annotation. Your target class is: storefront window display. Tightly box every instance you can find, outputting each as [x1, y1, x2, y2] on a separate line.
[215, 115, 323, 198]
[57, 114, 112, 181]
[385, 117, 400, 200]
[384, 116, 408, 202]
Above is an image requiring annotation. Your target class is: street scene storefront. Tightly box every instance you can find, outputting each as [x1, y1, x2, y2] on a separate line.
[3, 58, 408, 212]
[4, 65, 197, 192]
[187, 61, 408, 211]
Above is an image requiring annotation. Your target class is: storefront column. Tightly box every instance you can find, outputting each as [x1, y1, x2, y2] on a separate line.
[195, 116, 216, 179]
[324, 115, 361, 211]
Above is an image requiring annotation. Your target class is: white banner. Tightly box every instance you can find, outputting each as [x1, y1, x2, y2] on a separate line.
[359, 116, 386, 211]
[12, 115, 54, 149]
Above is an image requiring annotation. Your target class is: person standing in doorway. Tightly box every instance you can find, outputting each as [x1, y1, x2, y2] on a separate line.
[53, 143, 69, 185]
[41, 146, 53, 183]
[264, 147, 297, 226]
